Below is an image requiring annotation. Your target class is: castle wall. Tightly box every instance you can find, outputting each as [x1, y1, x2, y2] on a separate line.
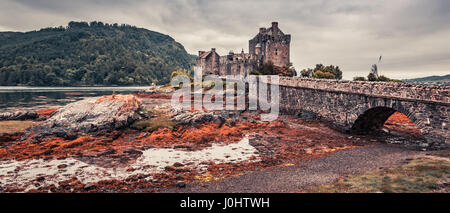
[219, 54, 252, 77]
[197, 49, 220, 76]
[266, 39, 290, 67]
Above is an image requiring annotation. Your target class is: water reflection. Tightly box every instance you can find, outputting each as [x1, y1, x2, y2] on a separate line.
[0, 86, 149, 109]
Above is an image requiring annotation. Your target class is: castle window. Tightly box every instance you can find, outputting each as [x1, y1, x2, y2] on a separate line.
[275, 49, 278, 55]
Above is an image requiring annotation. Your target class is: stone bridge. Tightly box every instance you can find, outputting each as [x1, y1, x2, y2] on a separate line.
[257, 77, 449, 149]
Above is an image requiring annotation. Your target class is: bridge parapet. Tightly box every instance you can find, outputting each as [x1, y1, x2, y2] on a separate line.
[276, 77, 450, 104]
[221, 75, 448, 148]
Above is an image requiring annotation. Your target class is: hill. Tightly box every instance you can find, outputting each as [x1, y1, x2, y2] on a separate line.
[0, 21, 195, 86]
[404, 74, 450, 83]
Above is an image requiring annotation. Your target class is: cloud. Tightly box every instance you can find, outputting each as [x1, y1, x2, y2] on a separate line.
[1, 0, 449, 79]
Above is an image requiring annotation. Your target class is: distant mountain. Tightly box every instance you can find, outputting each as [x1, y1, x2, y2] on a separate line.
[0, 21, 195, 86]
[403, 74, 450, 83]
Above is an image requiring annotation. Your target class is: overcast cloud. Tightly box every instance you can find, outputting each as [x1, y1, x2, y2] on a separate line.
[1, 0, 449, 79]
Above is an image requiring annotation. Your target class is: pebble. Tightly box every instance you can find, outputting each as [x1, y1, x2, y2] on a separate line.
[176, 181, 186, 188]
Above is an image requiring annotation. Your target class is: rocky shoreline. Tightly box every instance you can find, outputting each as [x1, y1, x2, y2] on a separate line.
[0, 86, 433, 192]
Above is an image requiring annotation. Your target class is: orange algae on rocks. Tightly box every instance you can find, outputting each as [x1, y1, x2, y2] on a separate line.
[0, 118, 257, 161]
[35, 108, 59, 119]
[62, 136, 94, 149]
[133, 93, 172, 99]
[96, 94, 142, 111]
[138, 122, 247, 149]
[384, 112, 423, 138]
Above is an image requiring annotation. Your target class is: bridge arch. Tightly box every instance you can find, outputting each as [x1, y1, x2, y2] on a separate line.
[350, 106, 423, 135]
[269, 76, 449, 149]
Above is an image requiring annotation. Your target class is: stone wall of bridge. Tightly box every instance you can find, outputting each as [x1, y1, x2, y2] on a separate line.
[258, 77, 449, 149]
[277, 77, 449, 103]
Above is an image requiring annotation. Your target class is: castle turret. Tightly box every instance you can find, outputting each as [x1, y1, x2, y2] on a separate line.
[249, 21, 290, 67]
[259, 27, 266, 34]
[272, 22, 278, 36]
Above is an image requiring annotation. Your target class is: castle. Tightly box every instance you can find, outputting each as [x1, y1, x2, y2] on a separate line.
[197, 22, 291, 77]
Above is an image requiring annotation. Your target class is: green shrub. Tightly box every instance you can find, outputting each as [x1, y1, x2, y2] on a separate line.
[132, 116, 176, 132]
[353, 76, 366, 81]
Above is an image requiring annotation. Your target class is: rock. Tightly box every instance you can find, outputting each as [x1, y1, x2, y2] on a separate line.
[0, 133, 22, 143]
[0, 110, 38, 121]
[164, 166, 176, 172]
[83, 183, 96, 190]
[176, 181, 186, 188]
[27, 95, 142, 140]
[297, 111, 317, 120]
[173, 162, 184, 167]
[419, 143, 429, 148]
[97, 149, 117, 157]
[173, 144, 193, 150]
[57, 164, 67, 169]
[123, 149, 143, 155]
[170, 110, 236, 126]
[35, 176, 45, 182]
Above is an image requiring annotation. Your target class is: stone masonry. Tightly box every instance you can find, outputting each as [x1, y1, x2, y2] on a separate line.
[256, 77, 449, 149]
[197, 22, 291, 77]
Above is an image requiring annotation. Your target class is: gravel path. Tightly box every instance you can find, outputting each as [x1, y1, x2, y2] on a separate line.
[163, 144, 425, 193]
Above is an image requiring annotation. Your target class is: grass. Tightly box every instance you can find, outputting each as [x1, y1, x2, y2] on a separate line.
[131, 116, 176, 132]
[431, 149, 450, 158]
[305, 157, 450, 193]
[0, 120, 38, 134]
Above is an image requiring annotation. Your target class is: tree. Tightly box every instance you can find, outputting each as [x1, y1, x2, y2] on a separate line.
[370, 64, 378, 77]
[261, 61, 276, 75]
[353, 76, 366, 81]
[0, 21, 195, 86]
[300, 68, 314, 78]
[313, 70, 335, 79]
[367, 73, 377, 81]
[170, 69, 192, 82]
[377, 75, 391, 82]
[300, 64, 343, 80]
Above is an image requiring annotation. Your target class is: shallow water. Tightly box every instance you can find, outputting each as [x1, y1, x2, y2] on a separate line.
[0, 86, 149, 110]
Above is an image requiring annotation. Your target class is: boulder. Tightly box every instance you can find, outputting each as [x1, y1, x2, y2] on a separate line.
[170, 110, 239, 125]
[28, 94, 142, 140]
[171, 110, 222, 125]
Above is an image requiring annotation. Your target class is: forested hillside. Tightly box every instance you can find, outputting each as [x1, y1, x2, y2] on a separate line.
[0, 21, 195, 86]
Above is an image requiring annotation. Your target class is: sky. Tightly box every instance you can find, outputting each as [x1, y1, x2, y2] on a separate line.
[1, 0, 449, 80]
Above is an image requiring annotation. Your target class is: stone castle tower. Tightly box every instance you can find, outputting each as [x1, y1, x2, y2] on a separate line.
[197, 22, 291, 77]
[249, 22, 291, 68]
